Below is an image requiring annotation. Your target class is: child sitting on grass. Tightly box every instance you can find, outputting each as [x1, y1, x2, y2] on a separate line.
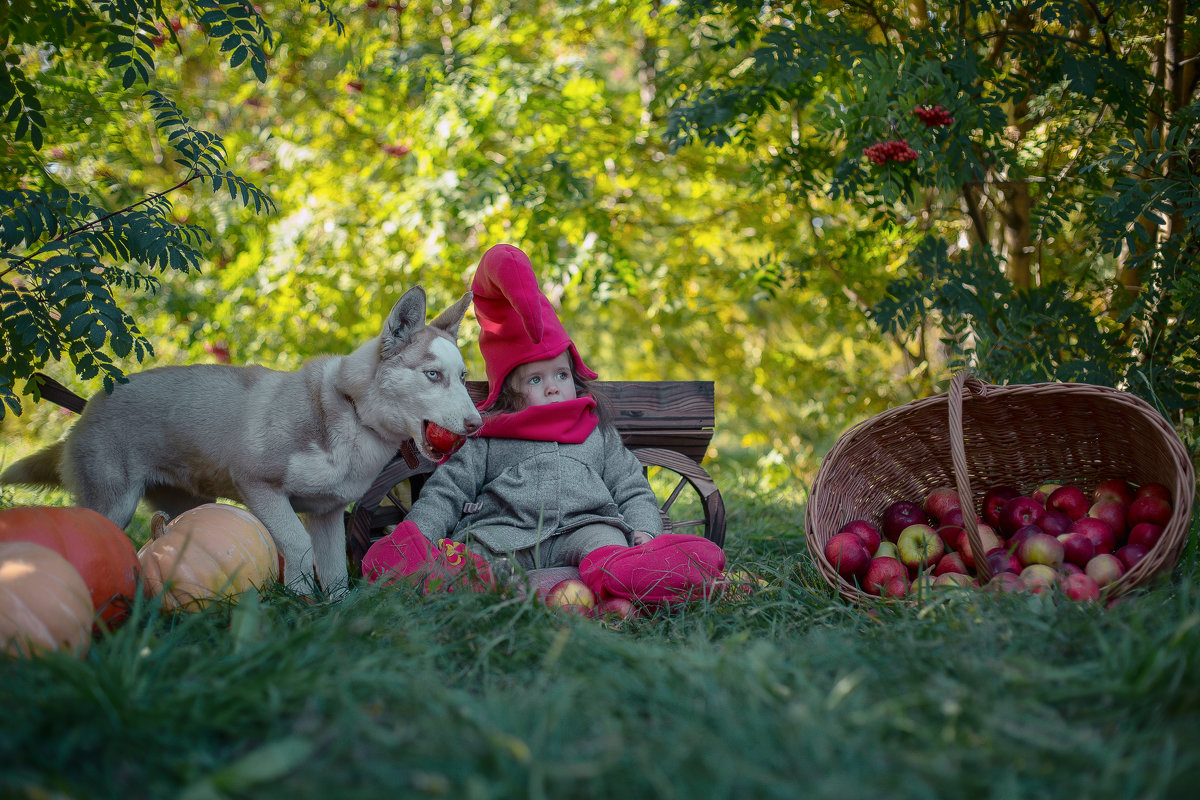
[362, 243, 723, 607]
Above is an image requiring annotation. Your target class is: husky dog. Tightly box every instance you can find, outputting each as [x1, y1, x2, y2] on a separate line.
[2, 286, 482, 595]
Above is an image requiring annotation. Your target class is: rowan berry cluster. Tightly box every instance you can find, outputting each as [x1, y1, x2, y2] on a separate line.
[912, 105, 953, 127]
[863, 139, 918, 165]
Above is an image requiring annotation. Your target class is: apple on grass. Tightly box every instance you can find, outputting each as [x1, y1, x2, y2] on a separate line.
[1047, 485, 1090, 521]
[1057, 532, 1096, 568]
[1061, 572, 1101, 602]
[896, 524, 945, 572]
[1017, 533, 1065, 569]
[1093, 478, 1136, 506]
[837, 520, 882, 554]
[824, 532, 872, 580]
[999, 496, 1044, 536]
[923, 486, 962, 524]
[1128, 522, 1164, 550]
[593, 596, 638, 620]
[1128, 494, 1172, 527]
[1085, 554, 1125, 588]
[864, 557, 908, 596]
[545, 578, 596, 615]
[982, 486, 1021, 527]
[882, 501, 928, 542]
[1070, 517, 1116, 555]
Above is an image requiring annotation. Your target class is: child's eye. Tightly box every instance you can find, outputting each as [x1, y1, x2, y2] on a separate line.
[557, 371, 570, 380]
[528, 376, 541, 385]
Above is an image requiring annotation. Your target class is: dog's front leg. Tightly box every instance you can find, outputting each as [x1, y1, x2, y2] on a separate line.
[239, 487, 317, 594]
[307, 509, 349, 599]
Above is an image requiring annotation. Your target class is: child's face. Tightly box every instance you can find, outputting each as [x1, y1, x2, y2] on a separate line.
[508, 352, 578, 407]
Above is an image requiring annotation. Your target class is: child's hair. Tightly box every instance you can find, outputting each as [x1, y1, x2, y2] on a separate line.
[485, 360, 613, 424]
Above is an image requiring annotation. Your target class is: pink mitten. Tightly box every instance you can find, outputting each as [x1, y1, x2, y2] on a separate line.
[362, 520, 494, 593]
[578, 533, 725, 606]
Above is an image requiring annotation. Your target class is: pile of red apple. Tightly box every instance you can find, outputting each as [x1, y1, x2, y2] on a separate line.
[822, 478, 1174, 602]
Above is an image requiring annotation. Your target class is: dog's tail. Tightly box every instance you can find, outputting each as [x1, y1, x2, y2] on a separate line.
[1, 441, 65, 487]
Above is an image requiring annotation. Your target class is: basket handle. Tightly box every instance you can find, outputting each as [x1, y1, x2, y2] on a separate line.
[948, 372, 994, 583]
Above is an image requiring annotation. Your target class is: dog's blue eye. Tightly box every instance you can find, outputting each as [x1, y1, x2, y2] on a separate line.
[426, 370, 441, 381]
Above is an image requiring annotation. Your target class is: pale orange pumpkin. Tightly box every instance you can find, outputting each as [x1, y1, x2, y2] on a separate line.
[137, 504, 279, 611]
[0, 540, 94, 658]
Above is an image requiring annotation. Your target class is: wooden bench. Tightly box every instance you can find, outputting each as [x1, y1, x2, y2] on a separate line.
[344, 380, 726, 572]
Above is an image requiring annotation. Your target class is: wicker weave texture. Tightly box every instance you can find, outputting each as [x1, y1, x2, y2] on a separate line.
[806, 373, 1196, 603]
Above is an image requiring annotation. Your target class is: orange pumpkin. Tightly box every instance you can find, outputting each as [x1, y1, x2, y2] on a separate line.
[0, 506, 139, 630]
[138, 503, 279, 611]
[0, 540, 94, 658]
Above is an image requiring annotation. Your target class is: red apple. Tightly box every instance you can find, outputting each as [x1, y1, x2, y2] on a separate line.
[545, 578, 596, 614]
[1060, 561, 1084, 577]
[1017, 533, 1065, 569]
[1033, 482, 1062, 504]
[933, 552, 968, 577]
[1057, 532, 1096, 568]
[1008, 524, 1044, 551]
[863, 557, 908, 596]
[1093, 478, 1136, 506]
[425, 422, 467, 457]
[1135, 482, 1171, 504]
[987, 572, 1025, 593]
[896, 524, 945, 572]
[982, 486, 1021, 527]
[1070, 517, 1116, 554]
[1047, 485, 1090, 520]
[593, 596, 638, 620]
[838, 520, 882, 554]
[985, 547, 1021, 575]
[824, 532, 872, 580]
[1116, 544, 1149, 571]
[1020, 563, 1059, 593]
[1128, 494, 1172, 527]
[936, 524, 964, 551]
[923, 486, 962, 524]
[1127, 522, 1164, 550]
[957, 525, 1003, 569]
[1085, 554, 1125, 588]
[882, 575, 909, 599]
[999, 496, 1044, 535]
[940, 508, 965, 528]
[1061, 572, 1101, 602]
[1087, 500, 1128, 542]
[933, 572, 973, 588]
[1037, 509, 1073, 536]
[881, 501, 928, 542]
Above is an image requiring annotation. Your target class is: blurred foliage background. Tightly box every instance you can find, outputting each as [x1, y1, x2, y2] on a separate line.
[3, 0, 1198, 497]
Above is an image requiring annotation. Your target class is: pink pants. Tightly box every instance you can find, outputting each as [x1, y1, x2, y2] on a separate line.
[362, 521, 725, 605]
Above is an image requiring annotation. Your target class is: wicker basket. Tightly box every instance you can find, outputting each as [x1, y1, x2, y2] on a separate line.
[806, 372, 1196, 603]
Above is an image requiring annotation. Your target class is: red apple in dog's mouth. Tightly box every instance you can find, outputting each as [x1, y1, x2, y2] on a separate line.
[425, 421, 467, 457]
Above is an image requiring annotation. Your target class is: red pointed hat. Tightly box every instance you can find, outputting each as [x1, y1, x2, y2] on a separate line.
[471, 244, 597, 409]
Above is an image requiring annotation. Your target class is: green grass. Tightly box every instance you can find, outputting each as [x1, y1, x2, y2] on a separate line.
[3, 483, 1200, 800]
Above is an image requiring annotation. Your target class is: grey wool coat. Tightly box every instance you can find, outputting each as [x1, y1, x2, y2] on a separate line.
[404, 424, 665, 554]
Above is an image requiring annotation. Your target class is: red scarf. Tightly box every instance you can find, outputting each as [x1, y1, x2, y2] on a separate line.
[478, 396, 598, 443]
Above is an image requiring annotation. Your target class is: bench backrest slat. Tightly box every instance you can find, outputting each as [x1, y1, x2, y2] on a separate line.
[465, 380, 715, 464]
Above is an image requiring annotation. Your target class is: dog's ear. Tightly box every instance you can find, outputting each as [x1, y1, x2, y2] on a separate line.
[429, 291, 473, 339]
[380, 286, 427, 358]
